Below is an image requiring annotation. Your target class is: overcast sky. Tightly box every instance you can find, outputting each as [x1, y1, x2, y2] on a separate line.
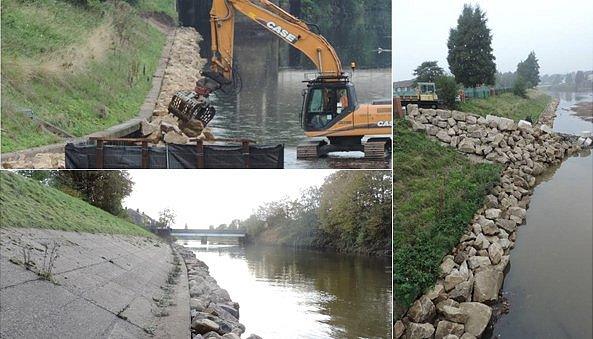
[124, 170, 333, 229]
[393, 0, 593, 81]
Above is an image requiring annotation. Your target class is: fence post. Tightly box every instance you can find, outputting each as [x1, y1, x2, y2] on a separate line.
[96, 139, 104, 169]
[242, 141, 250, 169]
[196, 140, 204, 169]
[141, 141, 149, 169]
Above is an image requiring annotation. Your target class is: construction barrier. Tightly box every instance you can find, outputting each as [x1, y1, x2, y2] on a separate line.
[65, 140, 284, 169]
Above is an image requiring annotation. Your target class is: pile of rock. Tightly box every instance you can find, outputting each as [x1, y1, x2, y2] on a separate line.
[154, 27, 205, 117]
[139, 115, 215, 146]
[395, 105, 590, 339]
[1, 152, 65, 169]
[537, 99, 559, 127]
[143, 27, 215, 145]
[175, 246, 261, 339]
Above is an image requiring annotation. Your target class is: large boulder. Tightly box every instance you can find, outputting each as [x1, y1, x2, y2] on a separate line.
[488, 242, 503, 265]
[407, 295, 436, 323]
[440, 256, 457, 276]
[473, 269, 503, 302]
[435, 320, 464, 339]
[484, 208, 502, 220]
[459, 139, 476, 153]
[441, 305, 469, 323]
[394, 320, 405, 338]
[163, 130, 190, 144]
[459, 302, 492, 337]
[478, 216, 498, 236]
[467, 256, 491, 270]
[406, 322, 435, 339]
[448, 279, 473, 302]
[444, 269, 467, 291]
[192, 319, 220, 334]
[437, 130, 453, 143]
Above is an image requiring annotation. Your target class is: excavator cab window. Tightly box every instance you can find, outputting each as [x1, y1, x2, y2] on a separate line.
[303, 82, 357, 131]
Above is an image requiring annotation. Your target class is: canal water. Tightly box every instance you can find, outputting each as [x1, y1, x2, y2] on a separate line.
[179, 241, 392, 339]
[208, 68, 392, 169]
[492, 92, 593, 337]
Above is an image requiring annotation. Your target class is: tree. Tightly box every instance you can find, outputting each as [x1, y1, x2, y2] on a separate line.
[413, 61, 444, 83]
[158, 208, 176, 228]
[513, 75, 528, 98]
[447, 4, 496, 87]
[495, 71, 516, 89]
[435, 75, 459, 109]
[318, 171, 392, 253]
[516, 51, 540, 88]
[575, 71, 586, 89]
[54, 171, 133, 215]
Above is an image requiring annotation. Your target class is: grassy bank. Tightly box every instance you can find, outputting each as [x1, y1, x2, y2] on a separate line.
[459, 89, 552, 122]
[0, 171, 152, 237]
[393, 120, 502, 317]
[0, 0, 174, 152]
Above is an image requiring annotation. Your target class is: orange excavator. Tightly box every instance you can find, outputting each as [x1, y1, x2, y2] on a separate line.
[168, 0, 392, 159]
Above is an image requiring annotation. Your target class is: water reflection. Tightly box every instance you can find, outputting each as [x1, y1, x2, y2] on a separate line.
[209, 69, 392, 146]
[180, 241, 392, 338]
[209, 68, 392, 169]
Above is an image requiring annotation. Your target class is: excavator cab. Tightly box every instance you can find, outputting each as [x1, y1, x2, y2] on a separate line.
[301, 79, 358, 132]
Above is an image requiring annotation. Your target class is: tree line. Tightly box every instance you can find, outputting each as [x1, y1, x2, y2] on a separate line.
[278, 0, 391, 68]
[218, 171, 392, 255]
[410, 4, 542, 108]
[18, 171, 133, 216]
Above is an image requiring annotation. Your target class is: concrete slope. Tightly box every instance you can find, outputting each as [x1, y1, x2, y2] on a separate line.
[0, 228, 189, 338]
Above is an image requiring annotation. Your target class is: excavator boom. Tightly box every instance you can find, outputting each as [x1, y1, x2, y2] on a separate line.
[208, 0, 343, 85]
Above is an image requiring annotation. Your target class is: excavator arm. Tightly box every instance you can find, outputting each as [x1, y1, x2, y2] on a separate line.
[168, 0, 348, 129]
[208, 0, 343, 85]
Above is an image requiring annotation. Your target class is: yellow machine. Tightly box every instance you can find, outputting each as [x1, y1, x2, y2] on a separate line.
[394, 82, 440, 108]
[168, 0, 392, 159]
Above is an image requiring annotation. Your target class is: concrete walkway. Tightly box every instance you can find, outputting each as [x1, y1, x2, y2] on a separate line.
[0, 228, 189, 338]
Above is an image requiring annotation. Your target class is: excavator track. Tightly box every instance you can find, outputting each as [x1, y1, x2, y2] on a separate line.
[363, 141, 388, 159]
[296, 140, 326, 159]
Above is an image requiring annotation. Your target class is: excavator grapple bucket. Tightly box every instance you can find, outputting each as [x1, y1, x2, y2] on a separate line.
[168, 91, 216, 126]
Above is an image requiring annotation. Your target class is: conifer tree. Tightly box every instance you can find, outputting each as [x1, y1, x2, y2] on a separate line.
[516, 51, 540, 88]
[447, 4, 496, 87]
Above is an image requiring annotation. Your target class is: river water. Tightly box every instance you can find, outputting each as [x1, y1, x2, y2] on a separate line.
[492, 92, 593, 337]
[207, 68, 392, 169]
[179, 241, 392, 338]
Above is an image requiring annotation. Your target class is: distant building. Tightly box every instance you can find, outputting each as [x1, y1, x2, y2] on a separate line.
[126, 208, 158, 229]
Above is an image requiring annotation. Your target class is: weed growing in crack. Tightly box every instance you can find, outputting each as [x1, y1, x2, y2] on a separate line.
[40, 241, 60, 281]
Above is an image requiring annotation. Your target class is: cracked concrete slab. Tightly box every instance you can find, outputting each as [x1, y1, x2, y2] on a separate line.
[0, 228, 190, 338]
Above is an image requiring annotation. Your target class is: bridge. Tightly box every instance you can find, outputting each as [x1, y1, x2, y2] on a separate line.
[170, 229, 246, 244]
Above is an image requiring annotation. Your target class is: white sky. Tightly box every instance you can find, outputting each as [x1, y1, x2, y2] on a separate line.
[124, 170, 334, 229]
[393, 0, 593, 81]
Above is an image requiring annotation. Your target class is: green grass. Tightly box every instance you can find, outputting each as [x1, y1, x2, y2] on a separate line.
[0, 171, 153, 237]
[393, 120, 502, 317]
[459, 89, 552, 122]
[1, 0, 169, 152]
[138, 0, 178, 20]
